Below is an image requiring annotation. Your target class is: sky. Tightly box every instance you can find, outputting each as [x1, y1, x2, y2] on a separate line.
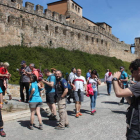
[22, 0, 140, 45]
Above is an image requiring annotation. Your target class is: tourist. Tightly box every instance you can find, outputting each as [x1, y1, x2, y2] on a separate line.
[55, 70, 69, 130]
[112, 59, 140, 139]
[104, 69, 113, 95]
[0, 87, 6, 137]
[29, 74, 43, 130]
[42, 69, 57, 120]
[19, 61, 31, 102]
[68, 68, 76, 84]
[51, 68, 56, 75]
[119, 66, 128, 105]
[0, 62, 11, 103]
[87, 70, 101, 115]
[86, 69, 91, 80]
[72, 69, 87, 118]
[29, 63, 39, 80]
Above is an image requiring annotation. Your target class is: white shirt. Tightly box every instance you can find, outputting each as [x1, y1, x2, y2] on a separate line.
[88, 77, 98, 91]
[73, 75, 87, 91]
[68, 72, 76, 83]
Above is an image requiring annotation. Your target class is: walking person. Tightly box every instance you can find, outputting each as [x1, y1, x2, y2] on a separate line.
[42, 69, 57, 120]
[112, 59, 140, 139]
[19, 61, 31, 102]
[0, 62, 11, 103]
[87, 70, 101, 115]
[29, 74, 43, 130]
[104, 69, 113, 96]
[72, 69, 87, 118]
[0, 87, 6, 137]
[86, 69, 91, 80]
[55, 70, 69, 130]
[119, 66, 128, 105]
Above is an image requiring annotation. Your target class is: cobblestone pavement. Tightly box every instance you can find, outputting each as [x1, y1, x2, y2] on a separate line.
[2, 85, 129, 140]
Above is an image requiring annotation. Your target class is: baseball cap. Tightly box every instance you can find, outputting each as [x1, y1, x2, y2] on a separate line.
[120, 66, 124, 69]
[21, 61, 26, 65]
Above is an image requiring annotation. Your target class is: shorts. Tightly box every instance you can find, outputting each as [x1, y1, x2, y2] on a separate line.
[29, 102, 42, 108]
[46, 92, 56, 104]
[0, 79, 5, 96]
[74, 91, 84, 102]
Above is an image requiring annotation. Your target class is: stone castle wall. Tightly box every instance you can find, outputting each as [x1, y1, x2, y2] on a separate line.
[0, 0, 138, 62]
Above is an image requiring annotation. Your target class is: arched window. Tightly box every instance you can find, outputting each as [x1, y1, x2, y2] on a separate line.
[72, 3, 74, 9]
[75, 5, 77, 11]
[78, 8, 80, 13]
[86, 35, 88, 41]
[11, 0, 16, 2]
[78, 33, 80, 39]
[55, 26, 58, 33]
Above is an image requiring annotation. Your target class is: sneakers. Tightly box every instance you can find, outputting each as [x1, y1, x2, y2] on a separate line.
[65, 124, 70, 128]
[91, 110, 96, 115]
[55, 125, 65, 130]
[78, 112, 82, 116]
[39, 124, 43, 130]
[75, 113, 79, 118]
[0, 130, 6, 137]
[29, 124, 34, 130]
[49, 115, 57, 120]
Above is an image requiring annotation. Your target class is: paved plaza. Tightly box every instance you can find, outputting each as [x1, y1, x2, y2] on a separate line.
[2, 85, 129, 140]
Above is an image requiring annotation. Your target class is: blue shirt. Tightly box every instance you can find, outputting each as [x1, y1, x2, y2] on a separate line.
[29, 81, 42, 103]
[61, 79, 68, 89]
[86, 72, 91, 80]
[45, 74, 56, 93]
[121, 71, 128, 85]
[0, 87, 3, 94]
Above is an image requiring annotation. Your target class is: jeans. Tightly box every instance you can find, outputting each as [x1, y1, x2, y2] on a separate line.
[90, 91, 97, 110]
[106, 81, 112, 94]
[20, 82, 30, 101]
[0, 109, 3, 127]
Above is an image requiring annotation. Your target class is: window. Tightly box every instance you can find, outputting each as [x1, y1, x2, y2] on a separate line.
[78, 8, 80, 13]
[78, 33, 80, 39]
[86, 35, 88, 41]
[63, 29, 67, 35]
[45, 25, 48, 31]
[73, 20, 75, 24]
[55, 26, 58, 33]
[96, 38, 98, 43]
[101, 39, 103, 44]
[92, 37, 94, 43]
[71, 32, 74, 37]
[8, 16, 10, 23]
[72, 3, 74, 9]
[34, 27, 37, 33]
[75, 5, 77, 11]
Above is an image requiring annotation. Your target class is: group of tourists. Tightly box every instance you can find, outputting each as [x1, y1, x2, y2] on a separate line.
[0, 58, 140, 139]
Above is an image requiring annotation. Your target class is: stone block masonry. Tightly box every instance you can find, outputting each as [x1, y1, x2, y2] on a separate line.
[0, 0, 138, 62]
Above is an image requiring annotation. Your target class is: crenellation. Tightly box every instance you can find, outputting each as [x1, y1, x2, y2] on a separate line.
[59, 14, 66, 24]
[44, 9, 52, 19]
[25, 2, 34, 13]
[52, 12, 60, 22]
[36, 5, 43, 16]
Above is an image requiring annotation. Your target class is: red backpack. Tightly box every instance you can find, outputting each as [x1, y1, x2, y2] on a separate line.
[87, 84, 94, 97]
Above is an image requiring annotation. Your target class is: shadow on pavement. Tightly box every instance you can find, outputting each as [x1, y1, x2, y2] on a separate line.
[42, 119, 58, 127]
[102, 101, 119, 105]
[111, 110, 126, 115]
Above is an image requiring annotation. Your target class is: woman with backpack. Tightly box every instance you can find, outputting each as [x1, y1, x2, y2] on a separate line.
[87, 70, 101, 115]
[29, 74, 43, 130]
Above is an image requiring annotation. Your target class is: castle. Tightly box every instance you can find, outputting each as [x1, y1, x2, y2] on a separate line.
[0, 0, 138, 62]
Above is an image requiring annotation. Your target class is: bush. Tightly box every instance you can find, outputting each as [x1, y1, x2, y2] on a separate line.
[0, 45, 131, 84]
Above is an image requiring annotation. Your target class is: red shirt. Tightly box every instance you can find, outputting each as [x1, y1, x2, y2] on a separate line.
[0, 67, 8, 79]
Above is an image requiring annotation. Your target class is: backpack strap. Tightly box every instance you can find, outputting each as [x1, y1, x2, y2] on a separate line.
[138, 98, 140, 132]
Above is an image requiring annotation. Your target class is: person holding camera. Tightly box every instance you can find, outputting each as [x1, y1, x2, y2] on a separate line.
[42, 69, 57, 120]
[87, 70, 101, 115]
[113, 59, 140, 139]
[72, 69, 87, 118]
[55, 70, 69, 130]
[19, 61, 31, 103]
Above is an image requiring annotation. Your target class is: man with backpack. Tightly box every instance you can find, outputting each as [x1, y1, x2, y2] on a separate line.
[113, 59, 140, 139]
[42, 69, 57, 120]
[119, 66, 128, 105]
[104, 69, 113, 96]
[55, 70, 69, 130]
